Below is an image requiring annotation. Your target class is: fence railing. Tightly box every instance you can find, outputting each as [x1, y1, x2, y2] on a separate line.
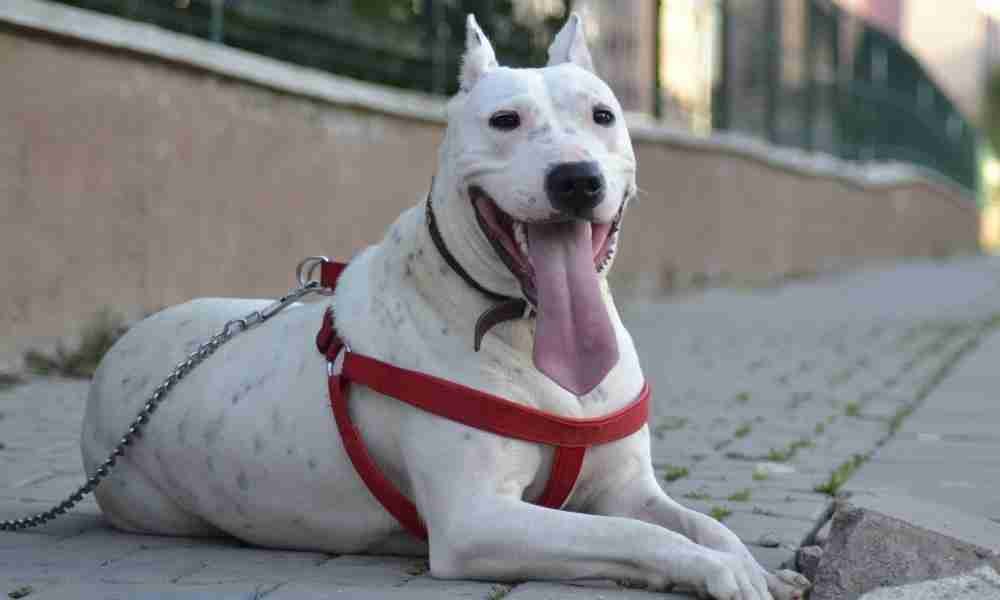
[52, 0, 978, 192]
[54, 0, 566, 96]
[713, 0, 979, 192]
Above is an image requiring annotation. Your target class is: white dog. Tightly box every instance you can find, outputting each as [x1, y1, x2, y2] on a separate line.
[81, 14, 809, 600]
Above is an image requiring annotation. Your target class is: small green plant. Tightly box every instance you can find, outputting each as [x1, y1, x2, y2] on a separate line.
[0, 373, 24, 391]
[663, 465, 690, 482]
[709, 506, 732, 521]
[844, 401, 861, 417]
[827, 367, 855, 387]
[405, 560, 430, 576]
[734, 422, 752, 438]
[765, 438, 813, 462]
[814, 422, 826, 435]
[887, 405, 915, 434]
[734, 391, 751, 404]
[814, 454, 868, 495]
[23, 310, 127, 379]
[486, 584, 513, 600]
[653, 417, 689, 438]
[752, 466, 770, 481]
[766, 447, 791, 462]
[8, 586, 33, 599]
[682, 491, 712, 501]
[727, 489, 751, 502]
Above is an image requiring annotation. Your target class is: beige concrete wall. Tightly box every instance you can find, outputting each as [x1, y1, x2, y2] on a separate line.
[0, 4, 980, 368]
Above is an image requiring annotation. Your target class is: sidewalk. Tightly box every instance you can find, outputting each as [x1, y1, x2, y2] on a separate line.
[2, 255, 999, 599]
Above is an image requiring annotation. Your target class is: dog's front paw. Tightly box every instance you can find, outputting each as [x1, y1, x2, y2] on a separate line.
[696, 549, 771, 600]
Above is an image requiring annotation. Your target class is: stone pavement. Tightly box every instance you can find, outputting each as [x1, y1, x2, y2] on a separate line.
[2, 255, 1000, 599]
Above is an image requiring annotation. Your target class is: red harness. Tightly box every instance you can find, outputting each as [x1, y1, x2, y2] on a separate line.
[314, 260, 650, 540]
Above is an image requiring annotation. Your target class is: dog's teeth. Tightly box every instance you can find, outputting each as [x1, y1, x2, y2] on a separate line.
[514, 221, 529, 258]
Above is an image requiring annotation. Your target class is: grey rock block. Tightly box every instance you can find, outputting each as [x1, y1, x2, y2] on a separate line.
[858, 565, 1000, 599]
[811, 490, 1000, 600]
[796, 545, 823, 581]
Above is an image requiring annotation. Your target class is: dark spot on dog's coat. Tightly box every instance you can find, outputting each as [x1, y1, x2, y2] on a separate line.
[307, 457, 319, 471]
[271, 407, 285, 435]
[236, 470, 250, 492]
[203, 411, 226, 445]
[177, 417, 188, 445]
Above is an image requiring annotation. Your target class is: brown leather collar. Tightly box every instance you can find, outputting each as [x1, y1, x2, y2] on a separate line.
[424, 197, 533, 351]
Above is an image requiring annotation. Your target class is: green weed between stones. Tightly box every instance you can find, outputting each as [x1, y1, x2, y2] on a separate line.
[709, 506, 732, 521]
[653, 416, 689, 439]
[486, 584, 513, 600]
[766, 438, 814, 462]
[814, 454, 868, 495]
[843, 401, 861, 417]
[8, 586, 33, 599]
[663, 465, 690, 482]
[683, 491, 712, 501]
[734, 391, 751, 404]
[734, 422, 752, 438]
[0, 373, 24, 391]
[752, 467, 770, 481]
[727, 489, 751, 502]
[23, 310, 128, 379]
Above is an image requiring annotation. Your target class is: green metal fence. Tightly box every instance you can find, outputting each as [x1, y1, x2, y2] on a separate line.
[713, 0, 979, 192]
[53, 0, 568, 96]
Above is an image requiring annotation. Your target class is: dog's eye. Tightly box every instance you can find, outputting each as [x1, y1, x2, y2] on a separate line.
[593, 107, 615, 127]
[489, 111, 521, 131]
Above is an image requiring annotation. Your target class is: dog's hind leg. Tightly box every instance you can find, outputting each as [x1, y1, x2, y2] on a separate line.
[90, 455, 224, 537]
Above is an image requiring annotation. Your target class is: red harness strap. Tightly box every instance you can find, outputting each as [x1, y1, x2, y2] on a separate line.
[316, 261, 650, 540]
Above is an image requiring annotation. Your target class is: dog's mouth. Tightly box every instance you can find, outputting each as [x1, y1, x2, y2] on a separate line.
[469, 185, 623, 396]
[469, 185, 622, 306]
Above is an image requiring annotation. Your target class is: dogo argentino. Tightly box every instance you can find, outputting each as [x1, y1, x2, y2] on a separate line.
[81, 14, 810, 600]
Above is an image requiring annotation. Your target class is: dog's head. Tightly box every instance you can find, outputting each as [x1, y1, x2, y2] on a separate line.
[435, 14, 636, 395]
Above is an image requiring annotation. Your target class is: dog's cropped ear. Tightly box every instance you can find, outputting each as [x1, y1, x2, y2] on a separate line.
[546, 12, 594, 72]
[460, 14, 498, 92]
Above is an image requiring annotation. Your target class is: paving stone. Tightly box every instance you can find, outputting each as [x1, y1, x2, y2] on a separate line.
[267, 580, 507, 599]
[857, 565, 1000, 599]
[2, 581, 271, 599]
[505, 581, 687, 599]
[810, 491, 1000, 600]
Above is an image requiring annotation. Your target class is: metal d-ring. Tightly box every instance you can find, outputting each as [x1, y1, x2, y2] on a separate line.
[296, 255, 334, 295]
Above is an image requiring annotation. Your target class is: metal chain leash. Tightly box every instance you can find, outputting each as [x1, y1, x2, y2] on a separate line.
[0, 257, 334, 532]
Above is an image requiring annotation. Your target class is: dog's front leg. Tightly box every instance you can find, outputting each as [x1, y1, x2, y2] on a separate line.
[585, 441, 810, 600]
[403, 423, 768, 599]
[428, 493, 772, 599]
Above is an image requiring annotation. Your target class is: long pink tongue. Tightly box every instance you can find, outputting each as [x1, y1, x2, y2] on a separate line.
[528, 221, 618, 395]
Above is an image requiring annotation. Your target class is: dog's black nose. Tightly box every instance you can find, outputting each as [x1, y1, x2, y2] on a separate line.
[545, 161, 605, 216]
